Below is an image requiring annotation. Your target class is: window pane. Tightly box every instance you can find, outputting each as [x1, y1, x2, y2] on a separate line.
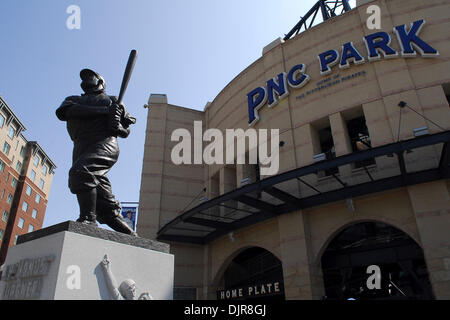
[26, 185, 32, 196]
[42, 165, 48, 176]
[6, 194, 13, 204]
[0, 229, 4, 241]
[22, 201, 28, 212]
[11, 178, 17, 188]
[14, 235, 18, 245]
[2, 210, 8, 222]
[0, 160, 5, 172]
[30, 170, 36, 181]
[35, 194, 41, 204]
[18, 218, 24, 228]
[16, 161, 22, 173]
[3, 142, 10, 155]
[0, 114, 4, 128]
[32, 209, 38, 219]
[28, 224, 34, 233]
[39, 179, 44, 189]
[8, 126, 15, 139]
[33, 155, 39, 166]
[20, 146, 25, 157]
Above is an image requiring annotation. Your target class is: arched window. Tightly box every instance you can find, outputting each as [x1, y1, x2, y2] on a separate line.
[321, 221, 434, 300]
[217, 247, 284, 301]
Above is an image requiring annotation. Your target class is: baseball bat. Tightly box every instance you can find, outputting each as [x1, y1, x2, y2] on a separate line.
[117, 49, 138, 105]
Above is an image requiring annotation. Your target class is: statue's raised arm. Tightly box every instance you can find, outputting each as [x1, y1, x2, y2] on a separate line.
[100, 255, 122, 300]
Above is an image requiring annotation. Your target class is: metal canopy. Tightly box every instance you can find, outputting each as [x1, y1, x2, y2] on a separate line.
[283, 0, 352, 41]
[157, 131, 450, 245]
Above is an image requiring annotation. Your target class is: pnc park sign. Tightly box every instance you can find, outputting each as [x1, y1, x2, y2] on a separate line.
[247, 19, 439, 126]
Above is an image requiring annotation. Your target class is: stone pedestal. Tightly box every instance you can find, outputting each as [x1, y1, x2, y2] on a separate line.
[0, 221, 174, 300]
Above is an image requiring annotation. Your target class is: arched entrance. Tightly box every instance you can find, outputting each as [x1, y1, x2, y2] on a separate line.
[216, 247, 285, 300]
[321, 221, 434, 300]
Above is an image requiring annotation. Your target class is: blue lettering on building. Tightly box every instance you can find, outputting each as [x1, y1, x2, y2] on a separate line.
[247, 20, 439, 126]
[339, 42, 365, 68]
[394, 19, 439, 57]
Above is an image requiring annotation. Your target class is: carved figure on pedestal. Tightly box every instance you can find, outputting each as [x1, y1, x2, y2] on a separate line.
[100, 254, 153, 300]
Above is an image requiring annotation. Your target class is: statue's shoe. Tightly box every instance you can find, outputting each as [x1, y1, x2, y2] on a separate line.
[76, 218, 98, 227]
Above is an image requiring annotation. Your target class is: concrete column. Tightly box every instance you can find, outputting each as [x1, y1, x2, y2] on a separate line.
[220, 166, 237, 194]
[220, 166, 237, 216]
[277, 210, 324, 299]
[329, 112, 353, 177]
[407, 180, 450, 299]
[362, 100, 399, 180]
[294, 124, 320, 197]
[137, 94, 168, 240]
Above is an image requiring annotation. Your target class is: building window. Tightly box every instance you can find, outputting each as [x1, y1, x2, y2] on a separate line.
[0, 114, 5, 128]
[18, 218, 24, 229]
[3, 142, 11, 156]
[14, 234, 18, 245]
[8, 126, 15, 139]
[442, 83, 450, 105]
[11, 177, 18, 188]
[318, 126, 338, 176]
[35, 194, 41, 204]
[30, 169, 36, 182]
[6, 194, 13, 204]
[1, 189, 4, 199]
[26, 185, 32, 196]
[33, 155, 39, 167]
[2, 210, 8, 222]
[32, 209, 38, 219]
[22, 201, 28, 212]
[28, 224, 34, 233]
[0, 160, 5, 172]
[0, 229, 4, 241]
[20, 145, 26, 157]
[42, 165, 48, 176]
[15, 161, 22, 173]
[39, 179, 44, 189]
[345, 114, 375, 168]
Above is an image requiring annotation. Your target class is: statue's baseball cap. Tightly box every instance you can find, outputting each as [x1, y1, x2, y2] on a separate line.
[80, 68, 103, 81]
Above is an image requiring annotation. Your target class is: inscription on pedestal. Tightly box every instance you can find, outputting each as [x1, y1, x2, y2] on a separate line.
[1, 255, 54, 300]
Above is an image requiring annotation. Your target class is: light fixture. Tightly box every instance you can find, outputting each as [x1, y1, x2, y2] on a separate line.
[313, 153, 327, 162]
[240, 177, 251, 186]
[398, 101, 407, 108]
[346, 198, 355, 212]
[413, 126, 429, 137]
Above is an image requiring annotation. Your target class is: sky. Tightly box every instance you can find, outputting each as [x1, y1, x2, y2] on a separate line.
[0, 0, 356, 229]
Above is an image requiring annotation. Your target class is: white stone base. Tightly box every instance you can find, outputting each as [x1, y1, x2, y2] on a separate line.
[0, 228, 174, 300]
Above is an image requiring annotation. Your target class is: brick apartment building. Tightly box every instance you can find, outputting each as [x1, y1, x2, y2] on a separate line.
[0, 96, 56, 264]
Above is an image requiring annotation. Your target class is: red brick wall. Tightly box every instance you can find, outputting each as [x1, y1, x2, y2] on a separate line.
[0, 152, 48, 264]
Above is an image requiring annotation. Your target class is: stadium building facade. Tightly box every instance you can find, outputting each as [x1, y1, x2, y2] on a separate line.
[138, 0, 450, 299]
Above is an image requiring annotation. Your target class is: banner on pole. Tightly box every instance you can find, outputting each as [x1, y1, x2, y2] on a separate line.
[121, 206, 137, 231]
